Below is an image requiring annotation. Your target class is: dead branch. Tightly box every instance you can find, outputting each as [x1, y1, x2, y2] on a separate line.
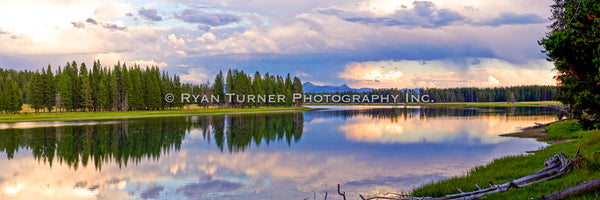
[360, 152, 577, 200]
[533, 177, 600, 200]
[338, 184, 347, 200]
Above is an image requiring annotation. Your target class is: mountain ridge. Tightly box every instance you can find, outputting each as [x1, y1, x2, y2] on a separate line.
[302, 82, 375, 93]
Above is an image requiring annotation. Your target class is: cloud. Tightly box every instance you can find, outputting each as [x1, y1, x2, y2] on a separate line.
[318, 1, 465, 28]
[167, 34, 185, 47]
[71, 21, 85, 29]
[0, 0, 555, 88]
[477, 12, 546, 26]
[138, 7, 162, 22]
[201, 29, 280, 55]
[132, 59, 168, 68]
[339, 63, 404, 83]
[339, 58, 556, 89]
[197, 24, 211, 32]
[175, 8, 241, 27]
[102, 22, 127, 31]
[317, 1, 548, 29]
[180, 67, 211, 83]
[196, 32, 216, 43]
[86, 18, 98, 25]
[295, 71, 311, 77]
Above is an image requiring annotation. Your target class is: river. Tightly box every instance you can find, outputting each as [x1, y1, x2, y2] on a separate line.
[0, 106, 559, 199]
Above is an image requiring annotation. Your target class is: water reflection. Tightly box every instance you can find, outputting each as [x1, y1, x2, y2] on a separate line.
[0, 112, 304, 170]
[0, 106, 558, 199]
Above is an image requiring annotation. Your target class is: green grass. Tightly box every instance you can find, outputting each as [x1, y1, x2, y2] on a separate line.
[0, 106, 310, 123]
[306, 101, 562, 107]
[500, 129, 546, 138]
[542, 120, 593, 141]
[412, 120, 600, 199]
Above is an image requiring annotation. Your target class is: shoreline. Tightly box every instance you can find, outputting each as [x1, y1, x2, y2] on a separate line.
[305, 101, 562, 107]
[406, 119, 600, 199]
[0, 107, 310, 123]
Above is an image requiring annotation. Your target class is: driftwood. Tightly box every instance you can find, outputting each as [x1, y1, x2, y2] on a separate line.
[521, 118, 568, 131]
[361, 152, 577, 200]
[533, 177, 600, 200]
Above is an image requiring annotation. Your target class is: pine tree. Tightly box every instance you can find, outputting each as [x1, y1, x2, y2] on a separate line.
[58, 64, 73, 111]
[211, 70, 225, 107]
[540, 0, 600, 126]
[42, 65, 56, 112]
[252, 71, 264, 107]
[3, 78, 23, 113]
[172, 74, 182, 109]
[121, 63, 130, 111]
[29, 71, 44, 112]
[70, 61, 82, 110]
[79, 63, 93, 111]
[284, 74, 293, 106]
[109, 69, 118, 111]
[226, 69, 234, 93]
[0, 82, 5, 112]
[91, 60, 101, 111]
[292, 77, 303, 107]
[97, 78, 108, 111]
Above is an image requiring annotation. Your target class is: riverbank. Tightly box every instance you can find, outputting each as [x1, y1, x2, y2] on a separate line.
[0, 106, 310, 123]
[411, 120, 600, 199]
[306, 101, 562, 107]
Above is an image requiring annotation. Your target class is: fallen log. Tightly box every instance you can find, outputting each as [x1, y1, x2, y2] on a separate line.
[521, 118, 568, 131]
[533, 177, 600, 200]
[361, 152, 577, 200]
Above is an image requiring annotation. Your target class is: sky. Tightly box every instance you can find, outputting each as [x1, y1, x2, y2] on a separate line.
[0, 0, 557, 89]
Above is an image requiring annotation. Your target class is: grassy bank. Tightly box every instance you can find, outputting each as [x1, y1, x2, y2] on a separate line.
[0, 106, 310, 123]
[306, 101, 562, 107]
[412, 120, 600, 199]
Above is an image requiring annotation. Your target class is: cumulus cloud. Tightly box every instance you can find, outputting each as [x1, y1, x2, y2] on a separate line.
[175, 8, 241, 27]
[339, 64, 404, 83]
[0, 0, 556, 88]
[138, 7, 162, 22]
[181, 67, 211, 83]
[339, 58, 556, 89]
[168, 34, 185, 47]
[196, 32, 216, 43]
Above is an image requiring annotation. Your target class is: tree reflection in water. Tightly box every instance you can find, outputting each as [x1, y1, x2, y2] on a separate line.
[0, 112, 304, 171]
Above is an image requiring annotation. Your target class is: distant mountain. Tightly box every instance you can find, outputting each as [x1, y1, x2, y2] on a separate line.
[302, 82, 374, 93]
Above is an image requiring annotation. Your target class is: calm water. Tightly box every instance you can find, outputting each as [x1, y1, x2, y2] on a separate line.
[0, 106, 559, 200]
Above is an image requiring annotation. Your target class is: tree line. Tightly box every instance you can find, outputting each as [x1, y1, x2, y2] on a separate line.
[0, 61, 304, 113]
[216, 69, 303, 108]
[305, 85, 558, 103]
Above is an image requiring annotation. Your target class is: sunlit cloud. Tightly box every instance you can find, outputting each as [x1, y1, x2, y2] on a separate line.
[180, 67, 211, 83]
[0, 0, 556, 87]
[339, 58, 556, 89]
